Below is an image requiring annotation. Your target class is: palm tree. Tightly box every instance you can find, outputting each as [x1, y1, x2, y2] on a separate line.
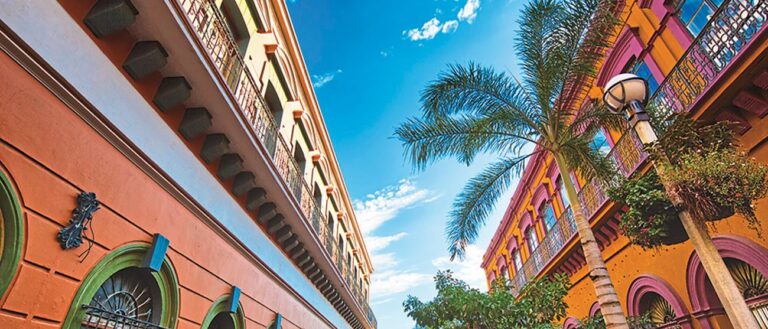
[395, 0, 630, 327]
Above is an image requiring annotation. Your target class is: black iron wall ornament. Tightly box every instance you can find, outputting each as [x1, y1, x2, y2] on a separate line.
[58, 192, 100, 253]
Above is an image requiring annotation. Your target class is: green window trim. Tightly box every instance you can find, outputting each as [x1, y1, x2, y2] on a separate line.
[61, 243, 180, 329]
[201, 294, 246, 329]
[0, 168, 23, 298]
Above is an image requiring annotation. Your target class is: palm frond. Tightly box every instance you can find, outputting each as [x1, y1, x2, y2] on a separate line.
[569, 102, 627, 137]
[447, 153, 540, 260]
[395, 113, 540, 171]
[516, 0, 563, 113]
[560, 136, 616, 183]
[420, 63, 543, 135]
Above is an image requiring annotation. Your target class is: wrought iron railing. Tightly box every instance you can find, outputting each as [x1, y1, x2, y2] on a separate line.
[648, 0, 768, 121]
[510, 129, 646, 292]
[507, 0, 767, 291]
[175, 0, 375, 325]
[81, 305, 166, 329]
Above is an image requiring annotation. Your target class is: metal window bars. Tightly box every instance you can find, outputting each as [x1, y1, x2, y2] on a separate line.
[81, 305, 166, 329]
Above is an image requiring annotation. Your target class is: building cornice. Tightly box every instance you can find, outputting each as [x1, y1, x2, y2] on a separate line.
[0, 22, 337, 329]
[269, 0, 373, 274]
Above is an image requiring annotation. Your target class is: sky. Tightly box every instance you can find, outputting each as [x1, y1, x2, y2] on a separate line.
[286, 1, 528, 327]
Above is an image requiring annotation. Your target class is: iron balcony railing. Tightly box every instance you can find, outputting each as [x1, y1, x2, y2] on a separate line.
[509, 0, 768, 291]
[510, 129, 646, 292]
[649, 0, 768, 120]
[175, 0, 375, 325]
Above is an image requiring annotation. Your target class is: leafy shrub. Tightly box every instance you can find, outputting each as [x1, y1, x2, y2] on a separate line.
[650, 114, 768, 231]
[608, 170, 680, 249]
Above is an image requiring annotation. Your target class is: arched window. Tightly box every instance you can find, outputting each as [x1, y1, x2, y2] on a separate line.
[499, 265, 509, 280]
[629, 59, 660, 96]
[326, 213, 335, 235]
[525, 226, 539, 252]
[265, 82, 284, 126]
[512, 248, 523, 272]
[640, 292, 677, 326]
[676, 0, 724, 36]
[201, 294, 246, 329]
[539, 201, 557, 232]
[313, 183, 323, 208]
[687, 235, 768, 324]
[726, 258, 768, 300]
[627, 275, 691, 328]
[293, 143, 307, 174]
[62, 243, 180, 329]
[0, 169, 22, 298]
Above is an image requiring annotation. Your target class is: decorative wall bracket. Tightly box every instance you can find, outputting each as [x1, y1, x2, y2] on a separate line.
[58, 192, 101, 250]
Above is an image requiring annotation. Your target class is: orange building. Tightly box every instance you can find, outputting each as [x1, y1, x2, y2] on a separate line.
[482, 0, 768, 328]
[0, 0, 375, 328]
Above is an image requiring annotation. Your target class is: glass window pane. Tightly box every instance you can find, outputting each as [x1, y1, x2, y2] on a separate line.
[545, 205, 556, 230]
[679, 0, 702, 25]
[689, 4, 715, 36]
[527, 228, 539, 250]
[513, 250, 523, 270]
[634, 61, 660, 95]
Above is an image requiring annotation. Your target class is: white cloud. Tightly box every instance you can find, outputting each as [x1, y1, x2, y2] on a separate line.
[311, 69, 342, 88]
[380, 50, 389, 57]
[366, 232, 408, 254]
[458, 0, 480, 24]
[354, 179, 435, 235]
[371, 252, 399, 270]
[403, 0, 481, 42]
[371, 270, 432, 298]
[432, 244, 487, 289]
[442, 20, 459, 33]
[356, 179, 438, 300]
[404, 18, 454, 41]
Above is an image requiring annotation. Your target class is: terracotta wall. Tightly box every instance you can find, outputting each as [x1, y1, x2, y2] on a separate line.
[0, 47, 329, 328]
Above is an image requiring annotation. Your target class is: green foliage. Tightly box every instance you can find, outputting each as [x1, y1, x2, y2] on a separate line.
[662, 149, 768, 227]
[394, 0, 624, 259]
[579, 313, 654, 329]
[403, 270, 570, 329]
[651, 115, 768, 231]
[608, 170, 679, 249]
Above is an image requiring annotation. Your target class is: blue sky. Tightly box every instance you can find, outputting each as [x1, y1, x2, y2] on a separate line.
[287, 0, 527, 327]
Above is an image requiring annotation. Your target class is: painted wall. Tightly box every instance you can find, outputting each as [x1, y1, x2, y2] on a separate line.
[482, 0, 768, 327]
[0, 46, 335, 328]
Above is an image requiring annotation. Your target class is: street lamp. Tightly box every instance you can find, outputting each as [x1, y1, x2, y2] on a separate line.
[602, 73, 656, 145]
[603, 74, 760, 329]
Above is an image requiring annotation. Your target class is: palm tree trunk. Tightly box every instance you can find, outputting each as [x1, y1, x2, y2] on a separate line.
[553, 152, 629, 329]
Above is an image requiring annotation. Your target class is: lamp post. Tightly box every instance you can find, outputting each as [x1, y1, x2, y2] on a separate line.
[603, 74, 759, 329]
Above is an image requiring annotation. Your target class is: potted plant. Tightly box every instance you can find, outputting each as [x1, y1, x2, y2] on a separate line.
[649, 114, 768, 230]
[609, 170, 687, 249]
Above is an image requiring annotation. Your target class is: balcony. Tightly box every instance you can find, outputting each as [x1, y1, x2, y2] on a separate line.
[509, 120, 647, 291]
[508, 0, 767, 290]
[172, 0, 375, 326]
[649, 0, 768, 121]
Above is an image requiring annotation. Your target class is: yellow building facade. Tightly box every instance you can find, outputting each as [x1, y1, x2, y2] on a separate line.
[482, 0, 768, 328]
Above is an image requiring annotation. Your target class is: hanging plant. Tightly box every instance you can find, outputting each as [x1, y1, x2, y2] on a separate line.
[608, 170, 686, 249]
[648, 114, 768, 233]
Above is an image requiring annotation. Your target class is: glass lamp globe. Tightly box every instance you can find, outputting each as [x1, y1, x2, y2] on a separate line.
[602, 73, 649, 113]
